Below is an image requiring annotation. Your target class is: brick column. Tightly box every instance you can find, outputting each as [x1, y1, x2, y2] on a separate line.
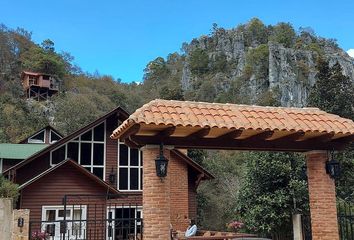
[142, 146, 171, 240]
[306, 151, 339, 240]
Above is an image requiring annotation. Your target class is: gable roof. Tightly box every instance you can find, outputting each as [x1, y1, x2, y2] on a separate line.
[0, 144, 49, 160]
[18, 125, 63, 144]
[171, 149, 214, 180]
[4, 106, 129, 174]
[19, 159, 119, 194]
[111, 99, 354, 151]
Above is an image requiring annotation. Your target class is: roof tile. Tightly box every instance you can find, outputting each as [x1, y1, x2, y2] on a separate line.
[111, 99, 354, 139]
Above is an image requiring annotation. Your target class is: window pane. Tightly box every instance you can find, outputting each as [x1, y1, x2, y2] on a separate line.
[140, 151, 143, 166]
[93, 144, 104, 165]
[29, 131, 45, 143]
[67, 142, 79, 162]
[50, 131, 61, 143]
[140, 169, 143, 190]
[119, 168, 128, 190]
[58, 210, 70, 218]
[73, 209, 83, 220]
[130, 168, 139, 190]
[84, 167, 91, 172]
[52, 146, 66, 164]
[46, 210, 56, 221]
[130, 149, 139, 166]
[94, 123, 104, 141]
[119, 144, 128, 166]
[80, 143, 91, 165]
[93, 168, 104, 179]
[81, 130, 92, 141]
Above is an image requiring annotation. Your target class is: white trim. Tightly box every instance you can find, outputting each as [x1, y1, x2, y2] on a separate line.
[106, 205, 143, 240]
[49, 121, 106, 180]
[117, 141, 143, 192]
[0, 158, 3, 173]
[28, 129, 45, 144]
[41, 205, 87, 240]
[49, 129, 62, 144]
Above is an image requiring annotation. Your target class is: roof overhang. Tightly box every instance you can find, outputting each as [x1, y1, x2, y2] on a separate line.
[111, 99, 354, 152]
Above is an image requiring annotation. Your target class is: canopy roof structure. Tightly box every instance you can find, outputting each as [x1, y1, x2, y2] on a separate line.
[111, 99, 354, 152]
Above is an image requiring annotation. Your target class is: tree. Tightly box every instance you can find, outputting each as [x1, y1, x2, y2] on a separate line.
[308, 59, 354, 202]
[269, 22, 296, 48]
[244, 18, 268, 46]
[308, 59, 354, 119]
[237, 152, 308, 239]
[189, 48, 209, 75]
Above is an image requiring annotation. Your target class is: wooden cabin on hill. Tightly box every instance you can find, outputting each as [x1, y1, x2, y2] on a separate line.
[22, 71, 59, 100]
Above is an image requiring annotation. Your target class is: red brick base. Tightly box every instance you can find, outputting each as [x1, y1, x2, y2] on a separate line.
[306, 151, 339, 240]
[142, 147, 171, 240]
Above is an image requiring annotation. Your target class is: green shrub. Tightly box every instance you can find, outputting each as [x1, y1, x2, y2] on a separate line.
[0, 175, 19, 200]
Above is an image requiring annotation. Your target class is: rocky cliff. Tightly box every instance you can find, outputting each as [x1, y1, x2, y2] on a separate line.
[179, 22, 354, 107]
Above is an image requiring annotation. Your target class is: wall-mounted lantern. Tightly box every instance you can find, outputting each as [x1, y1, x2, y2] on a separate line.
[155, 143, 168, 180]
[326, 151, 340, 179]
[109, 167, 116, 184]
[17, 217, 24, 228]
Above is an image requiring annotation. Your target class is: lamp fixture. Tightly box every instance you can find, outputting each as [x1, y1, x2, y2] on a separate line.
[326, 150, 340, 179]
[155, 143, 168, 180]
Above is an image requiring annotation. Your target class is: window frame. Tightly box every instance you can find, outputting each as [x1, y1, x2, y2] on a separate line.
[28, 129, 46, 144]
[50, 121, 106, 180]
[49, 129, 62, 144]
[117, 141, 143, 192]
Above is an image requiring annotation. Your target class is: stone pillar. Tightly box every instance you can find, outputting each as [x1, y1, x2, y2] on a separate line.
[12, 209, 30, 240]
[306, 151, 339, 240]
[0, 198, 12, 240]
[142, 146, 171, 240]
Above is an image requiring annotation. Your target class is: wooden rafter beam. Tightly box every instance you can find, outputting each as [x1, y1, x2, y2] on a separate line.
[304, 133, 335, 143]
[216, 129, 243, 140]
[187, 127, 211, 139]
[243, 130, 274, 141]
[130, 134, 348, 152]
[154, 126, 176, 140]
[124, 137, 140, 148]
[271, 131, 305, 141]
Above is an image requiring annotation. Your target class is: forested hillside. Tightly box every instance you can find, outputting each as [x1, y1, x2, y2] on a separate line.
[1, 19, 354, 238]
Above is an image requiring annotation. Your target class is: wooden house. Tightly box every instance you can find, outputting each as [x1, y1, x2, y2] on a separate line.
[22, 71, 59, 100]
[3, 106, 213, 240]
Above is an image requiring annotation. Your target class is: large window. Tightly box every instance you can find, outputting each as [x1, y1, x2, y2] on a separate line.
[49, 130, 62, 143]
[118, 142, 143, 191]
[50, 122, 106, 179]
[42, 205, 87, 240]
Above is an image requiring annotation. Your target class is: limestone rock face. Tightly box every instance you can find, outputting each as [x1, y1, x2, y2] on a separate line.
[181, 28, 354, 107]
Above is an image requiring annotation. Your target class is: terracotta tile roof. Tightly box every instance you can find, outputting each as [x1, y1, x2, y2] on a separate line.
[111, 99, 354, 139]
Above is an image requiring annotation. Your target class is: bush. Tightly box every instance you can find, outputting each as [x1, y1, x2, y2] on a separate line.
[0, 175, 19, 200]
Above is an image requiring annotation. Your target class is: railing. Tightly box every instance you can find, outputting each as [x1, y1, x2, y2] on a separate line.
[338, 201, 354, 240]
[174, 230, 257, 240]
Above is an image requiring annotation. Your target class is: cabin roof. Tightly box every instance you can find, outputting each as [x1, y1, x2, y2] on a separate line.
[0, 144, 49, 160]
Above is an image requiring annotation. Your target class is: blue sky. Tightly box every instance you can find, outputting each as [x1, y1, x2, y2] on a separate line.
[0, 0, 353, 83]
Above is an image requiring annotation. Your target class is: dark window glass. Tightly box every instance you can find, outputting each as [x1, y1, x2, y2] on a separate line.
[140, 169, 143, 190]
[130, 168, 139, 190]
[58, 210, 70, 218]
[67, 142, 79, 161]
[52, 146, 66, 164]
[94, 123, 104, 141]
[29, 131, 45, 143]
[50, 131, 61, 143]
[93, 168, 104, 179]
[119, 144, 128, 166]
[119, 168, 128, 190]
[140, 151, 143, 166]
[81, 130, 92, 141]
[46, 210, 55, 221]
[80, 143, 91, 165]
[84, 167, 91, 172]
[130, 149, 139, 166]
[93, 144, 104, 165]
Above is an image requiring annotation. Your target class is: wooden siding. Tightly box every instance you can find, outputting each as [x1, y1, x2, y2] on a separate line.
[105, 115, 118, 186]
[16, 152, 51, 185]
[2, 159, 22, 172]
